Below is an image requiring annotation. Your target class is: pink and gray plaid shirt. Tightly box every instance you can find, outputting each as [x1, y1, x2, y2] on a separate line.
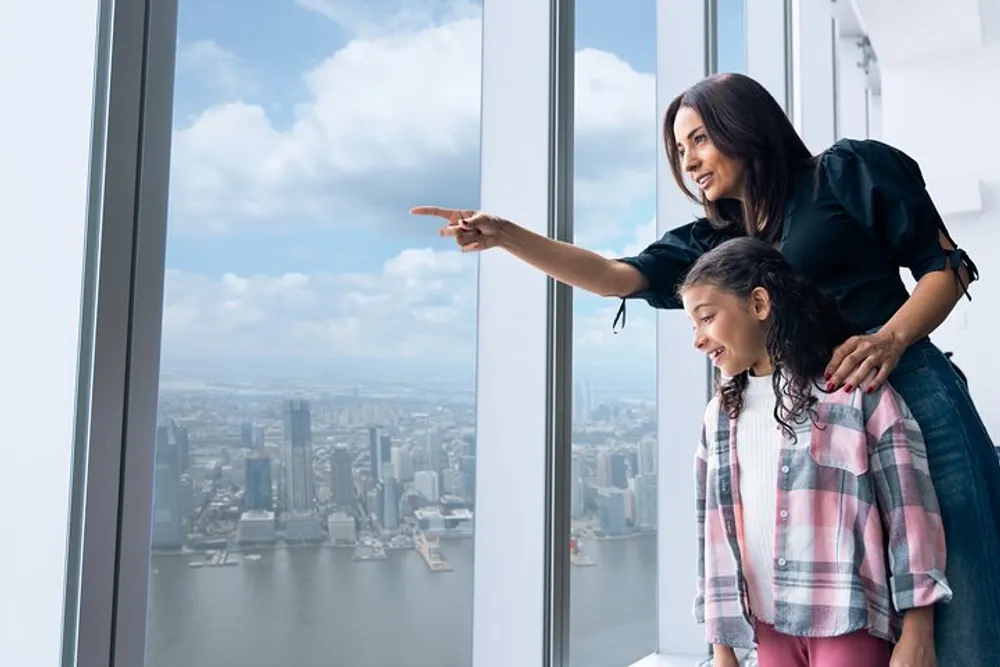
[694, 380, 953, 649]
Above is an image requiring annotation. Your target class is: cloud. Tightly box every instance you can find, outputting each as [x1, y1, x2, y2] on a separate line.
[176, 40, 256, 99]
[168, 8, 655, 239]
[296, 0, 481, 37]
[160, 238, 657, 373]
[162, 246, 476, 370]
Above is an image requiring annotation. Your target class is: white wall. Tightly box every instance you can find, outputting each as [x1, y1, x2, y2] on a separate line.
[0, 0, 100, 663]
[862, 3, 1000, 438]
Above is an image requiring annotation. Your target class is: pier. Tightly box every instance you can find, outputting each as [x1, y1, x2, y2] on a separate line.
[416, 532, 453, 572]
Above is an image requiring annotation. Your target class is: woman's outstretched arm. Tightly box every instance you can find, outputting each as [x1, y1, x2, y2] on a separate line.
[411, 206, 646, 297]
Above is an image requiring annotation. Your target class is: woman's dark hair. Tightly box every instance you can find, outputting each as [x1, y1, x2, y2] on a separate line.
[664, 73, 815, 244]
[680, 237, 860, 438]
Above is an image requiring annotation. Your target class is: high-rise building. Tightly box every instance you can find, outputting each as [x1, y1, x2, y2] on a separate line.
[571, 454, 584, 517]
[241, 421, 254, 448]
[391, 446, 414, 482]
[414, 470, 439, 503]
[610, 451, 629, 489]
[427, 431, 444, 483]
[459, 455, 475, 501]
[636, 474, 657, 531]
[151, 422, 184, 549]
[330, 445, 354, 508]
[244, 457, 272, 511]
[639, 436, 657, 476]
[368, 427, 392, 482]
[175, 423, 190, 474]
[596, 449, 612, 487]
[380, 462, 399, 532]
[282, 400, 315, 513]
[597, 487, 627, 536]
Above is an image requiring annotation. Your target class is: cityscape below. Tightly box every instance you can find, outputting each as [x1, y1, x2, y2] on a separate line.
[145, 375, 661, 667]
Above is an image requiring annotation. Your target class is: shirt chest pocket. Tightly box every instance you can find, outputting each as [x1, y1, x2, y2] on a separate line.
[805, 403, 869, 476]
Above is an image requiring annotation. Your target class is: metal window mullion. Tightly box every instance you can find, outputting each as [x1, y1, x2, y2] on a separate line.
[64, 0, 156, 665]
[112, 0, 180, 665]
[543, 0, 574, 665]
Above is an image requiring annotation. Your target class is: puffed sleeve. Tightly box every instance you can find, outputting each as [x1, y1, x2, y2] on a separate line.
[821, 138, 978, 297]
[612, 218, 729, 331]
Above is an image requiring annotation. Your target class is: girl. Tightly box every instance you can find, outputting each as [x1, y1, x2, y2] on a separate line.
[412, 72, 999, 664]
[681, 237, 950, 667]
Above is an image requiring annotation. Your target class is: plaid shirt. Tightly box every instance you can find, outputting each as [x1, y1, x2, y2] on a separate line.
[694, 381, 952, 649]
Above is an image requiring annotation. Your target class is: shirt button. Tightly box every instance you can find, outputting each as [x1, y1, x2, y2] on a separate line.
[778, 558, 787, 567]
[781, 465, 790, 474]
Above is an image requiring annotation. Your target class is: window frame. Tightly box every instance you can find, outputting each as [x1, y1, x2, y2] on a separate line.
[473, 0, 575, 665]
[638, 0, 716, 663]
[790, 0, 837, 152]
[833, 33, 871, 140]
[746, 0, 792, 110]
[64, 0, 179, 666]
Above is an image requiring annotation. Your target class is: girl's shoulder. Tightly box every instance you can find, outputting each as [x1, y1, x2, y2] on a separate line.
[810, 380, 913, 437]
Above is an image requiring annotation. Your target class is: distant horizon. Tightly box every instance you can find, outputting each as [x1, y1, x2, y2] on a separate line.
[157, 354, 657, 397]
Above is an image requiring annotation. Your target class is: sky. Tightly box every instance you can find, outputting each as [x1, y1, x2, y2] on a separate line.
[160, 0, 746, 386]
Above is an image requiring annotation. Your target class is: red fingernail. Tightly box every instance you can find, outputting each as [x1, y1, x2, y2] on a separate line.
[824, 373, 831, 381]
[866, 386, 873, 394]
[826, 382, 834, 391]
[844, 384, 853, 393]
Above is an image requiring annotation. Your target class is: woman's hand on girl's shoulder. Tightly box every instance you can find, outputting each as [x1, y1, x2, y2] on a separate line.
[824, 329, 908, 394]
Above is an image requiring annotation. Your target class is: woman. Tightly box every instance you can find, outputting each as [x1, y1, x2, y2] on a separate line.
[682, 237, 948, 667]
[412, 72, 1000, 664]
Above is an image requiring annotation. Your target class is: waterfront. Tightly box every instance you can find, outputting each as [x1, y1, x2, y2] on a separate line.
[146, 534, 657, 667]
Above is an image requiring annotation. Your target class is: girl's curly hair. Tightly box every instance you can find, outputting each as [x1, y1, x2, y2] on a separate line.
[679, 237, 861, 438]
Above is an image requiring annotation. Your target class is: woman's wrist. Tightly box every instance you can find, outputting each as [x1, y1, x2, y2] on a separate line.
[494, 217, 515, 249]
[877, 325, 914, 350]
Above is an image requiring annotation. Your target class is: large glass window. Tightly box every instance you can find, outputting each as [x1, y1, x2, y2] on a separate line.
[569, 2, 658, 665]
[144, 2, 481, 665]
[717, 0, 748, 73]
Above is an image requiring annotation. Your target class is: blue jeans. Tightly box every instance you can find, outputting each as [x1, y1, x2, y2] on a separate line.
[888, 339, 1000, 665]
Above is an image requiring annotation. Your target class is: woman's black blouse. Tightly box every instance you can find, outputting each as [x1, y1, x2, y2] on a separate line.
[615, 138, 978, 333]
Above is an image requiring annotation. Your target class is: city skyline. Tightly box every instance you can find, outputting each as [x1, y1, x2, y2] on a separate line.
[152, 377, 658, 557]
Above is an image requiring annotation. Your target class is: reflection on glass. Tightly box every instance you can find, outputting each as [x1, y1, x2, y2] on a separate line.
[569, 2, 658, 666]
[144, 2, 481, 666]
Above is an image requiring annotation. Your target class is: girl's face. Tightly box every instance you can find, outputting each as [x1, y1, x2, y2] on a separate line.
[673, 106, 745, 201]
[681, 282, 772, 377]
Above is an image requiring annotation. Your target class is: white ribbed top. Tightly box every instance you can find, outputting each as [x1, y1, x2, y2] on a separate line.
[735, 373, 781, 623]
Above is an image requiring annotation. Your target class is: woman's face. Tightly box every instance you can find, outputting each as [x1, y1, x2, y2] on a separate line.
[681, 282, 771, 377]
[673, 106, 745, 201]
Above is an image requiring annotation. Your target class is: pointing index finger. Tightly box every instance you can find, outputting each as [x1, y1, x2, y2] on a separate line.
[410, 205, 455, 219]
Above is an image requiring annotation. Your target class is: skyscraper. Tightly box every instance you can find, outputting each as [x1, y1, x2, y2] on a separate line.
[175, 423, 190, 474]
[610, 451, 629, 489]
[368, 426, 392, 482]
[571, 454, 584, 517]
[244, 457, 273, 511]
[282, 400, 314, 513]
[151, 422, 184, 549]
[330, 445, 354, 508]
[380, 462, 399, 532]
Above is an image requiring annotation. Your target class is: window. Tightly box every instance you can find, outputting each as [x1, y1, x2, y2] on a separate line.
[144, 2, 482, 665]
[569, 2, 658, 666]
[716, 0, 748, 74]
